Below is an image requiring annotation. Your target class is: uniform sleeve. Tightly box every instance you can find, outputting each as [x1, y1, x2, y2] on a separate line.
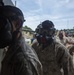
[66, 37, 74, 45]
[56, 44, 70, 75]
[61, 47, 69, 75]
[61, 47, 74, 75]
[12, 53, 38, 75]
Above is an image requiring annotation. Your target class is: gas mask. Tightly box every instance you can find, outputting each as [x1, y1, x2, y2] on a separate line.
[35, 20, 55, 47]
[58, 31, 63, 40]
[0, 6, 25, 48]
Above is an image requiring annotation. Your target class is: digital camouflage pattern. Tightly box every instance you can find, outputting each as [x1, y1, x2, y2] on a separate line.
[32, 39, 72, 75]
[1, 37, 42, 75]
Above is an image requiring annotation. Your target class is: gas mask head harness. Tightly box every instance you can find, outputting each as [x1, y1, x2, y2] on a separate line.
[0, 5, 25, 48]
[35, 20, 55, 48]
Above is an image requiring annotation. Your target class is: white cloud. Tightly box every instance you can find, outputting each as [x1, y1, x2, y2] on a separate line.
[66, 0, 70, 3]
[12, 0, 74, 30]
[23, 13, 63, 30]
[36, 0, 42, 7]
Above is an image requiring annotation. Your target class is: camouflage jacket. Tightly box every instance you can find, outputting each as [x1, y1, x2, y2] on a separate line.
[1, 37, 42, 75]
[32, 40, 71, 75]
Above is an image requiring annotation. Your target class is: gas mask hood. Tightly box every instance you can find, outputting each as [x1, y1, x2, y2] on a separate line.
[0, 5, 25, 48]
[35, 20, 55, 48]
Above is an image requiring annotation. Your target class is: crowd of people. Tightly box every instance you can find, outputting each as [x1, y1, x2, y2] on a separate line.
[0, 1, 74, 75]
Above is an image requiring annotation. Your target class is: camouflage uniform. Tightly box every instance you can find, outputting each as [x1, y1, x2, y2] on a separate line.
[32, 40, 71, 75]
[58, 36, 74, 49]
[68, 45, 74, 75]
[57, 36, 74, 75]
[1, 37, 42, 75]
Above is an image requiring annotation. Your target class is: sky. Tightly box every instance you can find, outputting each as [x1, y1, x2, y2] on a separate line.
[11, 0, 74, 30]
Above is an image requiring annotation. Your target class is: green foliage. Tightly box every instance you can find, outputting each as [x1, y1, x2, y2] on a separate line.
[22, 25, 33, 31]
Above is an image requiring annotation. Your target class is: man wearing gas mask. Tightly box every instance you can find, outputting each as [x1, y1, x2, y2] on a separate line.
[32, 20, 72, 75]
[0, 5, 42, 75]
